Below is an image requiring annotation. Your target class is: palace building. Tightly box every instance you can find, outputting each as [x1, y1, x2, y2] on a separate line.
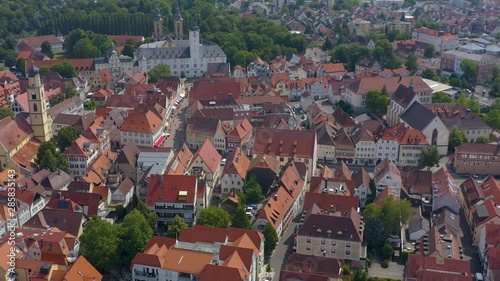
[133, 8, 227, 78]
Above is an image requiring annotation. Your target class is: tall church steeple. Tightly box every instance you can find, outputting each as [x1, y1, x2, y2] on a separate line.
[173, 8, 184, 40]
[153, 7, 163, 41]
[27, 65, 52, 142]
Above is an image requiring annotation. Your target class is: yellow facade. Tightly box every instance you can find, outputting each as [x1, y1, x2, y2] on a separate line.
[27, 71, 52, 142]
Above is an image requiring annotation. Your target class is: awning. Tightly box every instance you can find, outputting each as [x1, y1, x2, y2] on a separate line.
[154, 136, 166, 147]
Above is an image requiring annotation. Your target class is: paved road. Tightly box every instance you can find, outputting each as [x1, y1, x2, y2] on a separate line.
[163, 94, 188, 151]
[269, 209, 302, 279]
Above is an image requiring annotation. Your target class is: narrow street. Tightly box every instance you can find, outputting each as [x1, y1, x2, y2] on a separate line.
[163, 91, 188, 151]
[269, 205, 303, 280]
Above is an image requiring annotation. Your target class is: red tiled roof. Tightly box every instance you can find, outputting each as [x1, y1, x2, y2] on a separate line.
[192, 139, 222, 173]
[121, 110, 162, 134]
[51, 191, 102, 217]
[304, 192, 358, 214]
[406, 254, 472, 279]
[27, 59, 95, 72]
[146, 175, 197, 206]
[484, 224, 500, 246]
[199, 264, 244, 281]
[0, 116, 33, 152]
[223, 147, 250, 180]
[179, 228, 227, 244]
[253, 128, 316, 159]
[17, 35, 62, 47]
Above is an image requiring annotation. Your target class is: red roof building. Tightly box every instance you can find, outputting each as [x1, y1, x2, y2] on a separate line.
[146, 174, 198, 226]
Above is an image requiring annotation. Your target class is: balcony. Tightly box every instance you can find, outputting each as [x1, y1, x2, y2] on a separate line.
[133, 270, 159, 281]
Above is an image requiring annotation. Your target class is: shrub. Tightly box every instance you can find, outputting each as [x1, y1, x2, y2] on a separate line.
[381, 243, 394, 260]
[342, 263, 352, 275]
[381, 260, 389, 268]
[365, 257, 372, 268]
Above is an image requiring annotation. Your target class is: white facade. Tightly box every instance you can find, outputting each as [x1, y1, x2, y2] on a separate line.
[398, 144, 427, 167]
[121, 126, 163, 147]
[375, 170, 402, 197]
[67, 146, 99, 177]
[291, 81, 333, 101]
[355, 141, 377, 166]
[412, 29, 459, 53]
[354, 181, 372, 207]
[220, 173, 244, 195]
[317, 144, 336, 162]
[376, 139, 399, 164]
[95, 47, 134, 77]
[135, 27, 226, 78]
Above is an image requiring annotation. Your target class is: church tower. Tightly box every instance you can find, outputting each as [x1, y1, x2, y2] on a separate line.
[153, 7, 163, 41]
[189, 25, 200, 59]
[173, 8, 183, 40]
[27, 65, 52, 142]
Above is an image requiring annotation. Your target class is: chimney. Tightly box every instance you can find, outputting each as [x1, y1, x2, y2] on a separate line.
[274, 194, 278, 201]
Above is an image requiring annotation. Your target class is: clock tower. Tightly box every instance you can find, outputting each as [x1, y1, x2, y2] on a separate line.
[27, 65, 52, 142]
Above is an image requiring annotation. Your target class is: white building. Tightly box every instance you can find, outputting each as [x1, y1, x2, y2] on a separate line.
[95, 43, 134, 77]
[412, 28, 459, 53]
[135, 25, 226, 78]
[351, 124, 376, 166]
[120, 110, 164, 147]
[373, 157, 402, 197]
[220, 147, 250, 197]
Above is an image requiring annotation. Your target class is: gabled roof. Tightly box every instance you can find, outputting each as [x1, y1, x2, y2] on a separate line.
[406, 254, 472, 279]
[26, 208, 84, 237]
[166, 144, 193, 175]
[334, 162, 352, 181]
[400, 101, 437, 131]
[51, 191, 101, 217]
[192, 139, 222, 173]
[303, 192, 359, 215]
[64, 256, 103, 281]
[254, 186, 294, 230]
[425, 103, 490, 130]
[121, 110, 162, 134]
[392, 84, 417, 109]
[484, 223, 500, 246]
[374, 157, 401, 184]
[284, 253, 341, 280]
[352, 167, 372, 189]
[0, 116, 33, 152]
[401, 169, 433, 195]
[248, 154, 281, 173]
[298, 209, 362, 242]
[223, 147, 250, 179]
[199, 264, 244, 281]
[332, 108, 356, 128]
[334, 128, 354, 147]
[253, 128, 316, 159]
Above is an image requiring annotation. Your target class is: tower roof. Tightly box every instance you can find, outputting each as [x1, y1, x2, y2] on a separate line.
[28, 65, 40, 78]
[174, 8, 183, 21]
[189, 25, 199, 32]
[154, 7, 162, 21]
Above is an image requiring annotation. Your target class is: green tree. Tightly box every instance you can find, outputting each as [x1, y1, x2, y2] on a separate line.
[57, 126, 79, 151]
[35, 141, 69, 172]
[485, 109, 500, 131]
[336, 100, 353, 115]
[424, 45, 434, 58]
[122, 44, 135, 57]
[394, 32, 411, 41]
[65, 84, 78, 99]
[460, 59, 477, 82]
[380, 197, 411, 234]
[475, 136, 489, 143]
[449, 127, 468, 151]
[263, 223, 278, 256]
[79, 217, 121, 273]
[165, 215, 188, 238]
[366, 90, 390, 115]
[73, 38, 101, 58]
[39, 66, 51, 73]
[422, 69, 435, 79]
[15, 58, 26, 73]
[84, 100, 97, 110]
[364, 216, 386, 249]
[352, 269, 368, 281]
[491, 77, 500, 97]
[372, 39, 402, 69]
[197, 206, 231, 228]
[118, 210, 154, 268]
[381, 243, 394, 259]
[405, 53, 418, 73]
[135, 201, 158, 230]
[231, 206, 252, 229]
[51, 62, 77, 78]
[432, 91, 453, 103]
[266, 263, 272, 273]
[0, 107, 14, 119]
[148, 64, 172, 83]
[41, 41, 54, 58]
[455, 94, 480, 114]
[243, 175, 265, 204]
[419, 146, 440, 168]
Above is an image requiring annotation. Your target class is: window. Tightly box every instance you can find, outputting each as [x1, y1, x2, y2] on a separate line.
[345, 250, 351, 255]
[31, 93, 36, 99]
[306, 245, 311, 251]
[321, 239, 325, 245]
[306, 238, 312, 243]
[33, 104, 38, 112]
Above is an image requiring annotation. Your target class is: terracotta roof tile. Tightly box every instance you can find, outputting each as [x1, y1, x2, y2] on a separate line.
[192, 139, 222, 173]
[146, 175, 197, 206]
[64, 256, 103, 281]
[0, 116, 33, 152]
[199, 264, 244, 281]
[223, 147, 250, 179]
[121, 110, 162, 134]
[253, 128, 316, 159]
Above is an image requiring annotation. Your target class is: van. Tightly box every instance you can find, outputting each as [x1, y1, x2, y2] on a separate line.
[221, 158, 227, 166]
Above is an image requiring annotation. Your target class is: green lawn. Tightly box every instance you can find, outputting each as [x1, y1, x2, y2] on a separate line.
[53, 51, 69, 59]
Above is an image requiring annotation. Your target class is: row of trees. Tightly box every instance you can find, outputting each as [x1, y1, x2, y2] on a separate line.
[64, 29, 113, 58]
